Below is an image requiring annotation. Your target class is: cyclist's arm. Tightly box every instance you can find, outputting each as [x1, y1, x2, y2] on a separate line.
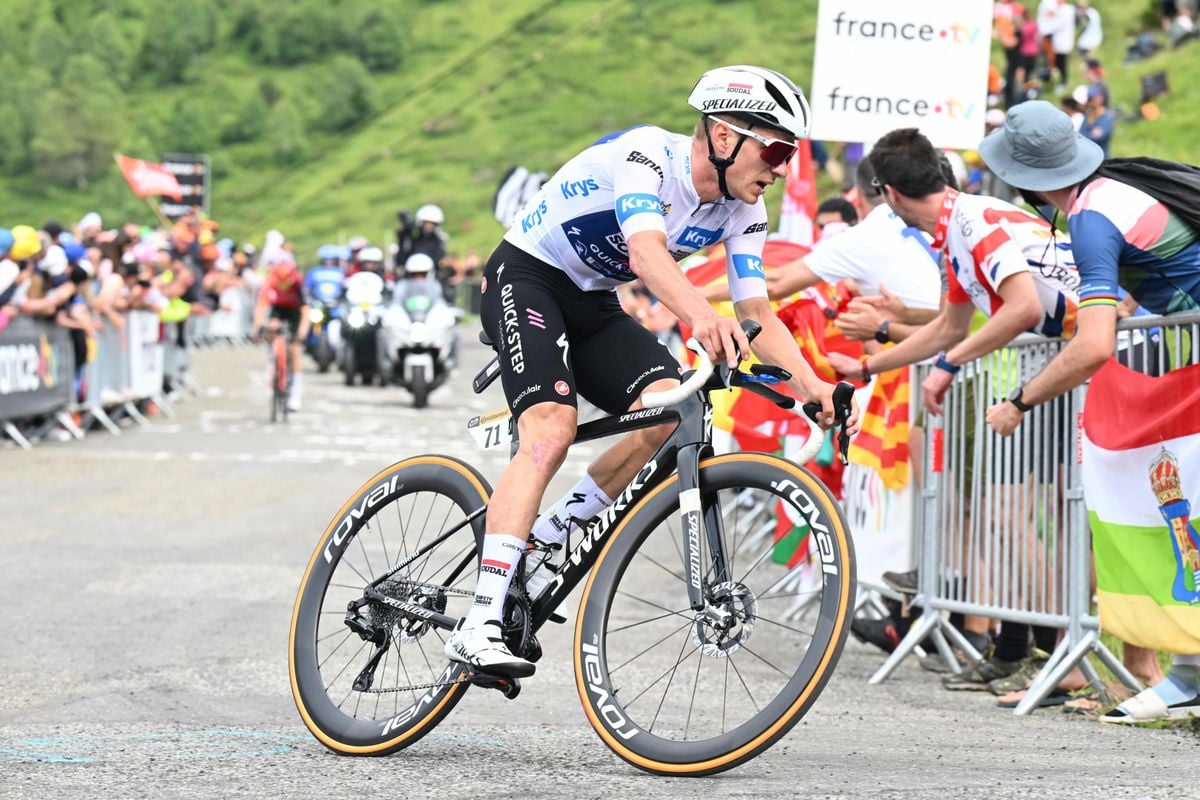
[699, 256, 821, 304]
[734, 295, 826, 399]
[627, 230, 749, 363]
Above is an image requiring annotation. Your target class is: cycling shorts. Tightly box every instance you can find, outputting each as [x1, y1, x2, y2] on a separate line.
[269, 305, 302, 341]
[480, 240, 681, 419]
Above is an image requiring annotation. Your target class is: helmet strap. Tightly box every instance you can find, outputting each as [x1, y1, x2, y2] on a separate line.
[704, 117, 745, 201]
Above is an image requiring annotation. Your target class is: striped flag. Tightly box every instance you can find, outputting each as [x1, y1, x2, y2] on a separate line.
[1082, 358, 1200, 653]
[847, 363, 911, 490]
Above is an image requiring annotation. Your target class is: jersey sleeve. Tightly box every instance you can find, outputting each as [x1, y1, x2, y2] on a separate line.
[610, 128, 668, 240]
[969, 221, 1028, 295]
[722, 204, 769, 302]
[1068, 210, 1124, 308]
[945, 259, 970, 304]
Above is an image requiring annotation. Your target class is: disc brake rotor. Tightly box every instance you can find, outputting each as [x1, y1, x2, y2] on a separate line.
[691, 581, 758, 657]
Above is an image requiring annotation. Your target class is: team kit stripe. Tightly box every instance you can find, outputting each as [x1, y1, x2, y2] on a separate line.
[1079, 295, 1118, 308]
[481, 558, 512, 570]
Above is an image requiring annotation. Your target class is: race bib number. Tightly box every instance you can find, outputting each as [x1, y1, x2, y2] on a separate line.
[467, 407, 514, 450]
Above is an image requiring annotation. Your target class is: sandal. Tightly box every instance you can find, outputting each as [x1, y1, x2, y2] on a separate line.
[1100, 685, 1200, 724]
[995, 687, 1072, 709]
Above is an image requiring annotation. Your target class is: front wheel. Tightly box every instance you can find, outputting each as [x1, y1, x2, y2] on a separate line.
[410, 365, 429, 408]
[290, 455, 491, 755]
[574, 453, 855, 776]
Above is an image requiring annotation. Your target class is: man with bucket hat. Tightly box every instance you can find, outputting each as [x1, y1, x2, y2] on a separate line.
[980, 99, 1200, 725]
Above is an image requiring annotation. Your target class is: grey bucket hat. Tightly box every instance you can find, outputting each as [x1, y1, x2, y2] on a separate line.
[978, 100, 1104, 192]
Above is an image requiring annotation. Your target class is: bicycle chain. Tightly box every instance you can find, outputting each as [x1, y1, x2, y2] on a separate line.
[378, 578, 473, 598]
[358, 675, 472, 694]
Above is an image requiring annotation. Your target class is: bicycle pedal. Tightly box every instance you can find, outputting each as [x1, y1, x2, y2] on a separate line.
[467, 671, 522, 699]
[548, 612, 567, 624]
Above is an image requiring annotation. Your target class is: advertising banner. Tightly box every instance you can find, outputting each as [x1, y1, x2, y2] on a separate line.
[159, 152, 211, 220]
[127, 311, 164, 399]
[0, 316, 74, 420]
[809, 0, 993, 150]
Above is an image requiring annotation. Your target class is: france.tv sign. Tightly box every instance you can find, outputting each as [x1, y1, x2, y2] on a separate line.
[810, 0, 993, 150]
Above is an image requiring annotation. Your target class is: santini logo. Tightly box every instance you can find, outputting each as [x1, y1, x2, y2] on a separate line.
[830, 11, 983, 44]
[825, 87, 976, 119]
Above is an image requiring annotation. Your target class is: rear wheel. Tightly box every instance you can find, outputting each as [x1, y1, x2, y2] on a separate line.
[290, 456, 491, 754]
[574, 453, 855, 776]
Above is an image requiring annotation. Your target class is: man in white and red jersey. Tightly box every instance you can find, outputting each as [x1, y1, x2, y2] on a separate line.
[828, 127, 1079, 413]
[445, 65, 860, 677]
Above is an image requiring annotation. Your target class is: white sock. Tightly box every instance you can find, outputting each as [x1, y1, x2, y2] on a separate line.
[463, 533, 526, 629]
[530, 473, 614, 546]
[289, 372, 302, 405]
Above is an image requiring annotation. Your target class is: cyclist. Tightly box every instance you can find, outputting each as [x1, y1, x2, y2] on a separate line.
[253, 252, 310, 411]
[444, 65, 860, 677]
[977, 99, 1200, 721]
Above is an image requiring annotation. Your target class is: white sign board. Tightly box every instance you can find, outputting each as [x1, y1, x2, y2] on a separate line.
[810, 0, 993, 150]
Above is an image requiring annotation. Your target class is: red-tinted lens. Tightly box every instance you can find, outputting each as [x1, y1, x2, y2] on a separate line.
[759, 140, 797, 167]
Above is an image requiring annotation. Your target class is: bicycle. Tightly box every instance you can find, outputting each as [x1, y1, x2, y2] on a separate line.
[264, 323, 294, 424]
[289, 320, 856, 775]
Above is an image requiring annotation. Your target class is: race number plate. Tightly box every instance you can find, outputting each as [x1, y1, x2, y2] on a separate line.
[467, 407, 514, 450]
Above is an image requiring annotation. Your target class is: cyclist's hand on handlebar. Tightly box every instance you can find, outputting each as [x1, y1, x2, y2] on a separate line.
[689, 311, 751, 369]
[807, 380, 861, 435]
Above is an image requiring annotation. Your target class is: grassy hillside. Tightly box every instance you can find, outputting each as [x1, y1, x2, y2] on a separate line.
[0, 0, 1196, 262]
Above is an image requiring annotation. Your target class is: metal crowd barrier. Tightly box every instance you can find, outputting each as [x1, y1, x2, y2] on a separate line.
[869, 309, 1200, 715]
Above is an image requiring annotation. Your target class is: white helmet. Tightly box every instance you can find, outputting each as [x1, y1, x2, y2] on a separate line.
[688, 65, 811, 139]
[415, 204, 444, 225]
[405, 253, 434, 274]
[358, 246, 383, 262]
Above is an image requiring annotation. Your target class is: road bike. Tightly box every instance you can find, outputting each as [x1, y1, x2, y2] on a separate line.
[289, 321, 856, 775]
[266, 324, 293, 424]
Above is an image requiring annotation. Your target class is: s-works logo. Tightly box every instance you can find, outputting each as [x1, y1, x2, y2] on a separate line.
[825, 87, 976, 120]
[831, 11, 984, 45]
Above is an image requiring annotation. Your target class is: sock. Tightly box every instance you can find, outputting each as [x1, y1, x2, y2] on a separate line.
[463, 533, 526, 629]
[994, 622, 1030, 663]
[1152, 655, 1200, 707]
[963, 630, 989, 655]
[288, 372, 302, 405]
[1031, 624, 1058, 655]
[530, 473, 614, 546]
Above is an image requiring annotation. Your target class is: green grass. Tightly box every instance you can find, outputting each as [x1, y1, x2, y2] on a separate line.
[1, 0, 1197, 263]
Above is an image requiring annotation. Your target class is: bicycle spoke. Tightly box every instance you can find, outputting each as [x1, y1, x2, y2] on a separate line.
[684, 643, 704, 740]
[737, 643, 792, 678]
[650, 633, 698, 732]
[727, 654, 761, 714]
[608, 619, 694, 676]
[753, 614, 816, 639]
[358, 519, 377, 580]
[328, 640, 370, 696]
[317, 630, 354, 670]
[607, 609, 692, 635]
[633, 549, 688, 586]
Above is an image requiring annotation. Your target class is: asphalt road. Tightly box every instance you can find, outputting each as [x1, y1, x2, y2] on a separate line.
[0, 332, 1193, 800]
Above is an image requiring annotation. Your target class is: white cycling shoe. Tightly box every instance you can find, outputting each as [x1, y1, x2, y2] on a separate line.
[444, 619, 536, 678]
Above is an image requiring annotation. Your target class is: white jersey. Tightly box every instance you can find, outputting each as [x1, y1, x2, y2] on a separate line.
[503, 125, 770, 302]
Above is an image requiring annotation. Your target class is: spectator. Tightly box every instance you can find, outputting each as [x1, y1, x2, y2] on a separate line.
[1061, 93, 1086, 131]
[995, 1, 1025, 108]
[1083, 58, 1111, 107]
[979, 100, 1200, 722]
[1076, 1, 1104, 59]
[1048, 0, 1076, 89]
[1081, 88, 1116, 157]
[1016, 9, 1042, 103]
[814, 197, 857, 241]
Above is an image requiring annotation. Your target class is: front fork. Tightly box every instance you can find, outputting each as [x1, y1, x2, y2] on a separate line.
[677, 442, 732, 612]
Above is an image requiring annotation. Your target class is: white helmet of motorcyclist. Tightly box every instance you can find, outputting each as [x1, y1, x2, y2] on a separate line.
[358, 246, 383, 263]
[415, 204, 444, 225]
[405, 253, 435, 275]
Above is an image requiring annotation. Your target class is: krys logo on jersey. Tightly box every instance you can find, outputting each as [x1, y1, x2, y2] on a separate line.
[0, 335, 59, 396]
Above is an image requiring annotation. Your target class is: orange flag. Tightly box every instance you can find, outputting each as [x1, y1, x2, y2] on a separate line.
[116, 154, 184, 201]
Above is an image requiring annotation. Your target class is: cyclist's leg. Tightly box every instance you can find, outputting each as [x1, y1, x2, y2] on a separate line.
[284, 310, 303, 409]
[446, 246, 579, 674]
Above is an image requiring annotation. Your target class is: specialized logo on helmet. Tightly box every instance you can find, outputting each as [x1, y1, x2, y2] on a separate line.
[701, 98, 778, 113]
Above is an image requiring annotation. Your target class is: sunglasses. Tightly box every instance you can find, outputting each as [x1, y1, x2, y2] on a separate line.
[722, 120, 798, 167]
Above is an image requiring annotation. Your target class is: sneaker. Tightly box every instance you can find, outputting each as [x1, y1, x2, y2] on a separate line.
[443, 619, 536, 678]
[943, 654, 1023, 691]
[850, 617, 901, 654]
[987, 649, 1051, 695]
[882, 569, 918, 595]
[920, 642, 988, 674]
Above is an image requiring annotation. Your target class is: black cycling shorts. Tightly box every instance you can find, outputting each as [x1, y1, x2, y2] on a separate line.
[480, 240, 680, 419]
[269, 305, 302, 340]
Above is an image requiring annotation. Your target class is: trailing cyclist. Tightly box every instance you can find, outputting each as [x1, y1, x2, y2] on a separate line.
[445, 64, 860, 677]
[253, 251, 310, 412]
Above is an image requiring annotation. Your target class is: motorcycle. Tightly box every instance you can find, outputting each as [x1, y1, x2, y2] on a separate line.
[378, 278, 461, 408]
[304, 267, 345, 373]
[338, 271, 387, 387]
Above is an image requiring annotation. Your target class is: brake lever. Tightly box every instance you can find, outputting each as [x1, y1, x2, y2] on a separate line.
[750, 363, 792, 382]
[800, 381, 856, 465]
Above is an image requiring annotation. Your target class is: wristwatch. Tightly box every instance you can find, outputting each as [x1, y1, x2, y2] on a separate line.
[873, 319, 891, 344]
[1008, 386, 1033, 413]
[934, 351, 960, 375]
